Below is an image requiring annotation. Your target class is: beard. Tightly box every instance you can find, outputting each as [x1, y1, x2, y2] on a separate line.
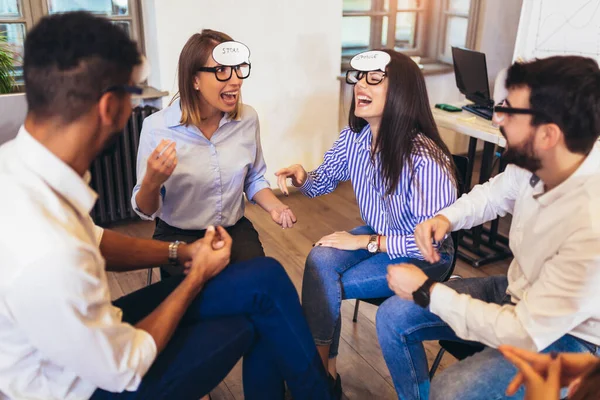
[97, 129, 123, 158]
[500, 127, 542, 173]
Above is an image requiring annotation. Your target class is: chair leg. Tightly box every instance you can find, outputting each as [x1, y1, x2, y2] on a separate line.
[429, 348, 446, 380]
[352, 300, 360, 322]
[146, 268, 153, 286]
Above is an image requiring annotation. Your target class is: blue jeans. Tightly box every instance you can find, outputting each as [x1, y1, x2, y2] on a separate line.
[376, 275, 600, 400]
[91, 257, 332, 400]
[302, 225, 453, 359]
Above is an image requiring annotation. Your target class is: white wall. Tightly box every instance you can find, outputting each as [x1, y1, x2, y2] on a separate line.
[0, 93, 27, 145]
[142, 0, 343, 178]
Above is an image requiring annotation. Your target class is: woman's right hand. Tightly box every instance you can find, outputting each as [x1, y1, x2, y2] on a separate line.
[275, 164, 308, 195]
[143, 139, 178, 189]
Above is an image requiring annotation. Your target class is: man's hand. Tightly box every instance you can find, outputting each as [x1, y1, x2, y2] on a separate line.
[185, 226, 232, 286]
[387, 263, 431, 301]
[414, 215, 452, 263]
[177, 232, 226, 268]
[275, 164, 308, 195]
[315, 231, 369, 251]
[500, 346, 563, 400]
[499, 345, 599, 397]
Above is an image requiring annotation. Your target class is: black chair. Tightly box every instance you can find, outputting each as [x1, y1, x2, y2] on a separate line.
[351, 154, 484, 377]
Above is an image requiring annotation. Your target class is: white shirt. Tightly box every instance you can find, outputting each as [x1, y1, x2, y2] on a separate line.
[430, 144, 600, 351]
[0, 127, 157, 400]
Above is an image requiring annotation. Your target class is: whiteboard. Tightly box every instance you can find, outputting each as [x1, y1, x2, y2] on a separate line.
[513, 0, 600, 62]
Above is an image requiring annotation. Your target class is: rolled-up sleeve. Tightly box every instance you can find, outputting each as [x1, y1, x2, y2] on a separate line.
[5, 248, 157, 392]
[300, 129, 351, 198]
[244, 118, 270, 201]
[131, 120, 163, 221]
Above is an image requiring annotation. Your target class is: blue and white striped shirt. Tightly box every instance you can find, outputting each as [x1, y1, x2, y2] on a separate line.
[300, 125, 457, 260]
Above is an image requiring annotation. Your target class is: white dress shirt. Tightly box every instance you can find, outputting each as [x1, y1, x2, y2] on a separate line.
[131, 100, 270, 229]
[430, 144, 600, 351]
[0, 127, 156, 400]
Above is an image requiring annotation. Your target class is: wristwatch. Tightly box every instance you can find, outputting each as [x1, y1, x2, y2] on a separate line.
[168, 241, 183, 265]
[367, 235, 380, 253]
[413, 278, 436, 308]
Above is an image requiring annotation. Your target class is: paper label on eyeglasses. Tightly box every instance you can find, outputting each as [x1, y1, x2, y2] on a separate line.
[350, 50, 391, 72]
[212, 41, 251, 66]
[132, 55, 150, 84]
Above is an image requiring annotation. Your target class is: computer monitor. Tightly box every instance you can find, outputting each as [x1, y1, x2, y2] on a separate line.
[452, 47, 493, 107]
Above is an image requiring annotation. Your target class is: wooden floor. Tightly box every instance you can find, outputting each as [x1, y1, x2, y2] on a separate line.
[107, 182, 511, 400]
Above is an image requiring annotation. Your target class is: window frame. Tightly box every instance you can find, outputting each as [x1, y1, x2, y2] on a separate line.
[341, 0, 481, 70]
[342, 0, 427, 69]
[436, 0, 480, 64]
[0, 0, 145, 88]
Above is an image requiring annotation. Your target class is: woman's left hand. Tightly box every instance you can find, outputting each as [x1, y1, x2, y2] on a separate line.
[315, 231, 368, 251]
[270, 205, 297, 229]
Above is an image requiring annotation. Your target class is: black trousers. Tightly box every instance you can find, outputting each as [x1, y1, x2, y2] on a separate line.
[153, 216, 265, 279]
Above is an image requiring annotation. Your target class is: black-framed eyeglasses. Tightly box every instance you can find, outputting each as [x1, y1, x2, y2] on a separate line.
[493, 99, 547, 119]
[101, 84, 143, 96]
[197, 63, 251, 82]
[345, 70, 386, 85]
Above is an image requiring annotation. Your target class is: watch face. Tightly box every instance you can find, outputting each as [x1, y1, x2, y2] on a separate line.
[413, 290, 430, 308]
[367, 241, 378, 253]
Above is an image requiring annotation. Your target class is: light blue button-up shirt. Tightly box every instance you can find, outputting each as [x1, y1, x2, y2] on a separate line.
[131, 99, 270, 229]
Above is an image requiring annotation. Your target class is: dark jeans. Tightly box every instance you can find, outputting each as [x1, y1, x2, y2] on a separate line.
[91, 258, 333, 400]
[153, 216, 265, 278]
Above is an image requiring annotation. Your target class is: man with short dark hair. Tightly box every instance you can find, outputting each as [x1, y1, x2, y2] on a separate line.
[376, 56, 600, 399]
[0, 12, 333, 400]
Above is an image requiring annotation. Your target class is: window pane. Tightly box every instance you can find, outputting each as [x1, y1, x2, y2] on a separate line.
[0, 22, 25, 63]
[112, 20, 130, 37]
[448, 0, 470, 14]
[343, 0, 371, 12]
[382, 12, 416, 49]
[47, 0, 129, 16]
[443, 16, 468, 58]
[385, 0, 420, 10]
[342, 16, 370, 55]
[0, 0, 21, 17]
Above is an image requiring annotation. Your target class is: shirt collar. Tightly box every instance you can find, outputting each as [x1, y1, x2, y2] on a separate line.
[533, 143, 600, 206]
[15, 126, 98, 217]
[165, 98, 242, 129]
[354, 125, 372, 151]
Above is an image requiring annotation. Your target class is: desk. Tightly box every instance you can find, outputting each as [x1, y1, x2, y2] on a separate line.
[432, 105, 512, 267]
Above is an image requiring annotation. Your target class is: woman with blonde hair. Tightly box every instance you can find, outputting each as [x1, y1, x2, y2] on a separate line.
[132, 30, 295, 278]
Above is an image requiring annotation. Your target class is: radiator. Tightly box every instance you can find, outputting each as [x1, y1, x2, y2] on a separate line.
[90, 105, 159, 226]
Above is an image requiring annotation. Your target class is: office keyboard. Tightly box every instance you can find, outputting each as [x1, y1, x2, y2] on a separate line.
[462, 104, 493, 120]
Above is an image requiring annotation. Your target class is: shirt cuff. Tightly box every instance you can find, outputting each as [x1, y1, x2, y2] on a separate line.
[429, 283, 461, 320]
[385, 236, 406, 259]
[299, 174, 315, 196]
[125, 329, 158, 391]
[438, 206, 462, 232]
[131, 191, 162, 221]
[245, 178, 271, 202]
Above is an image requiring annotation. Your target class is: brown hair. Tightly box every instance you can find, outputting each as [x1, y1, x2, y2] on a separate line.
[171, 29, 242, 127]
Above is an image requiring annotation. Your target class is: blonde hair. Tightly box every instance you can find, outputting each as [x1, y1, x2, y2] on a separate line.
[170, 29, 242, 127]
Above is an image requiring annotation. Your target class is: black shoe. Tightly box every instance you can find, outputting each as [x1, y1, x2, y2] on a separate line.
[328, 373, 342, 400]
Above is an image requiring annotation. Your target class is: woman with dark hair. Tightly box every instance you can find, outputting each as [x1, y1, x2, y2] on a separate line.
[276, 49, 457, 385]
[132, 30, 296, 278]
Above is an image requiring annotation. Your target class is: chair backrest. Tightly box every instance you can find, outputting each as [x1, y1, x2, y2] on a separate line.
[442, 154, 470, 281]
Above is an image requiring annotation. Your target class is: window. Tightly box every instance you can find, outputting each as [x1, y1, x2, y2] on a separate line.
[341, 0, 480, 69]
[0, 0, 144, 87]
